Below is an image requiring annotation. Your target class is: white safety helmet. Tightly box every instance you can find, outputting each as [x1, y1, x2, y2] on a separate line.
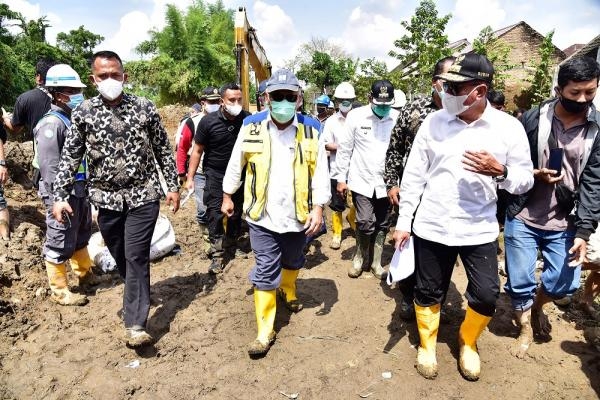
[45, 64, 86, 88]
[392, 89, 407, 109]
[333, 81, 355, 99]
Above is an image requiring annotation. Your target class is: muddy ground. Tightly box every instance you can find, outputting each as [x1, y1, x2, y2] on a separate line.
[0, 107, 599, 399]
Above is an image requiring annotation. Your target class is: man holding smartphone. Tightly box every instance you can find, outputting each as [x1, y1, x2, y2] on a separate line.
[504, 56, 600, 358]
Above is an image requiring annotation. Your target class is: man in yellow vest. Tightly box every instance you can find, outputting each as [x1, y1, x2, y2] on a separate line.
[222, 68, 330, 357]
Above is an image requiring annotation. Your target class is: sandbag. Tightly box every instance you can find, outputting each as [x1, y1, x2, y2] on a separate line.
[87, 213, 176, 272]
[150, 213, 176, 260]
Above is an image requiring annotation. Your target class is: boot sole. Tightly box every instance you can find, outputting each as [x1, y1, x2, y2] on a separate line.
[248, 333, 276, 356]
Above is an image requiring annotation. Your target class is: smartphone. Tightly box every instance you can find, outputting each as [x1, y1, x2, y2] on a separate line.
[548, 148, 563, 176]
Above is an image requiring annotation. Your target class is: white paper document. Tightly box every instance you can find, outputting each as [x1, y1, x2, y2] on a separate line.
[386, 236, 415, 285]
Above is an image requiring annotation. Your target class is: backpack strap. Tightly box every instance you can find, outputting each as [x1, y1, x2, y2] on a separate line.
[46, 110, 71, 128]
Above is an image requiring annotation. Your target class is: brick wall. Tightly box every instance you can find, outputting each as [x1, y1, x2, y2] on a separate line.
[497, 23, 565, 110]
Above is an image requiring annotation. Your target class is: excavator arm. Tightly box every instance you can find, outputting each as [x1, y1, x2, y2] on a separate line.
[235, 7, 271, 111]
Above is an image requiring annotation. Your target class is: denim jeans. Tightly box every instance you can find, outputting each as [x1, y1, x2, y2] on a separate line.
[193, 172, 208, 225]
[0, 183, 6, 210]
[503, 216, 581, 311]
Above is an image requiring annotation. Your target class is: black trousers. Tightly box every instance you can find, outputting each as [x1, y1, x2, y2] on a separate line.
[351, 191, 391, 235]
[413, 234, 499, 317]
[204, 171, 243, 259]
[329, 179, 346, 212]
[98, 201, 159, 329]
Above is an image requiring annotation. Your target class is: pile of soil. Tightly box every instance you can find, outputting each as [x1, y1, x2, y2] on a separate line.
[1, 108, 599, 399]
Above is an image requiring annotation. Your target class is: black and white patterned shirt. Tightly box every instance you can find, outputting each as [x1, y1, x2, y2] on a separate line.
[54, 93, 178, 211]
[384, 95, 439, 190]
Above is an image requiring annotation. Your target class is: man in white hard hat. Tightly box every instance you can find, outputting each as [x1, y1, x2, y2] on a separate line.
[321, 81, 357, 250]
[33, 64, 97, 306]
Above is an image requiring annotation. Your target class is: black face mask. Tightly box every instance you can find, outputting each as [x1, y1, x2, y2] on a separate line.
[317, 106, 327, 115]
[559, 93, 592, 114]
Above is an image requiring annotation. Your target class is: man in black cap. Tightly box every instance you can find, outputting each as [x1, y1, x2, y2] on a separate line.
[335, 80, 399, 280]
[392, 53, 534, 381]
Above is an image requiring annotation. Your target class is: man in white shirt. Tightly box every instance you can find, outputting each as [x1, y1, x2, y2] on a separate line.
[393, 54, 534, 381]
[335, 80, 400, 279]
[322, 81, 357, 250]
[222, 68, 330, 357]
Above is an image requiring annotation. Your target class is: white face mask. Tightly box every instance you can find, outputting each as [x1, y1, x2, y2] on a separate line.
[338, 103, 352, 113]
[95, 77, 123, 101]
[442, 87, 478, 116]
[204, 103, 220, 113]
[225, 103, 242, 117]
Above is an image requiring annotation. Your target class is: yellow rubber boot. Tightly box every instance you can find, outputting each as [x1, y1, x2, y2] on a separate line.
[45, 261, 87, 306]
[415, 303, 441, 379]
[71, 247, 108, 287]
[346, 206, 357, 232]
[248, 289, 277, 356]
[330, 211, 343, 249]
[70, 247, 93, 277]
[458, 306, 492, 381]
[278, 268, 303, 312]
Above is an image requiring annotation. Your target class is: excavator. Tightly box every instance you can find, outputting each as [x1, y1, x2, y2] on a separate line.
[234, 7, 272, 112]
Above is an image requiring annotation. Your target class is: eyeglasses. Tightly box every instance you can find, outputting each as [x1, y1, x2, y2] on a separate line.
[442, 81, 480, 95]
[269, 93, 298, 102]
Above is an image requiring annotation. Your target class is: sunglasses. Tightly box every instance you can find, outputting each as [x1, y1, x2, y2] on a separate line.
[270, 93, 298, 102]
[442, 81, 480, 95]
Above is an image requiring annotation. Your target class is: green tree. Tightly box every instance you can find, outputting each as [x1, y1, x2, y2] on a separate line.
[389, 0, 452, 95]
[514, 30, 556, 109]
[350, 58, 405, 104]
[472, 25, 514, 91]
[0, 4, 21, 46]
[126, 0, 236, 105]
[285, 37, 352, 72]
[296, 51, 356, 94]
[0, 3, 104, 112]
[56, 26, 104, 60]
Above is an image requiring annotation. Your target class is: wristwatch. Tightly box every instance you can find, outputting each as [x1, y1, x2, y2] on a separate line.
[0, 160, 6, 167]
[493, 165, 508, 183]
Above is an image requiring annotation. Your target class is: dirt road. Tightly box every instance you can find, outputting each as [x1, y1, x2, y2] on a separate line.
[0, 109, 599, 399]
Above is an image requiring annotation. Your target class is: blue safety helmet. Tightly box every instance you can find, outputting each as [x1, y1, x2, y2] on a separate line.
[315, 94, 330, 106]
[258, 79, 268, 95]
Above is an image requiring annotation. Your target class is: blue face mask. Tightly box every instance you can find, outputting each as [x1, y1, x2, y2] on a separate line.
[65, 93, 84, 109]
[371, 104, 391, 118]
[270, 100, 297, 124]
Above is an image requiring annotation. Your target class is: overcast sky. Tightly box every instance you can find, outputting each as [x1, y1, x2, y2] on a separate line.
[5, 0, 599, 69]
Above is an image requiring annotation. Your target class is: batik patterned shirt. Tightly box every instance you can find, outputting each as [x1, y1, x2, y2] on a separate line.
[54, 93, 178, 211]
[383, 95, 439, 190]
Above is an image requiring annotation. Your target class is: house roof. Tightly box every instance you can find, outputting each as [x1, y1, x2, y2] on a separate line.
[561, 34, 600, 63]
[563, 44, 586, 58]
[459, 21, 565, 58]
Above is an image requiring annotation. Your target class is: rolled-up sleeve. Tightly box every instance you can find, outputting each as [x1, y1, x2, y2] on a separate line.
[497, 122, 534, 195]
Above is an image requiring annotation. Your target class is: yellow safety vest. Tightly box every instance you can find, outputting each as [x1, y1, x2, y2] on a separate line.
[241, 118, 319, 223]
